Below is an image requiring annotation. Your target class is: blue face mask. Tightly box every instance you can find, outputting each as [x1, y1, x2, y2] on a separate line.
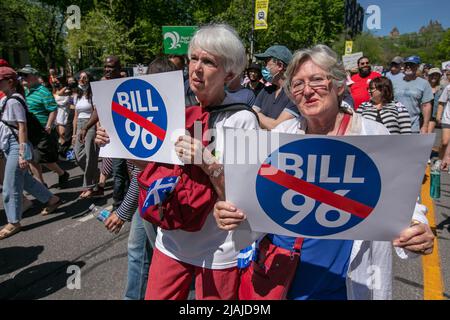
[261, 67, 273, 83]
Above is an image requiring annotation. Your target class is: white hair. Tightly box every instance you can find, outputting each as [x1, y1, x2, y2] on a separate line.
[188, 24, 246, 78]
[283, 44, 347, 99]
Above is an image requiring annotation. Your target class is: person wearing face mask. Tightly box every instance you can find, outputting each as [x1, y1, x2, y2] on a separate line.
[391, 56, 433, 134]
[73, 71, 100, 199]
[251, 45, 300, 130]
[349, 56, 382, 110]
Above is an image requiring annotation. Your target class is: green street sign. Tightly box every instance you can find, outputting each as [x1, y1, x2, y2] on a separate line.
[162, 26, 198, 55]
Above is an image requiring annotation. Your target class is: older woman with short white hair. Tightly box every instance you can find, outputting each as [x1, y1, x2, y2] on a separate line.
[214, 45, 434, 300]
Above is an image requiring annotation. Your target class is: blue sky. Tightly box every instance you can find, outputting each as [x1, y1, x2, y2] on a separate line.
[357, 0, 450, 36]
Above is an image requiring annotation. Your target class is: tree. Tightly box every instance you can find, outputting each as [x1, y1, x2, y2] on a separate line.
[217, 0, 344, 56]
[66, 9, 136, 70]
[0, 0, 66, 71]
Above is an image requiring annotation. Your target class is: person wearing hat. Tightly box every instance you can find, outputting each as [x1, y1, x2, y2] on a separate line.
[17, 65, 70, 187]
[0, 66, 61, 240]
[252, 45, 300, 129]
[391, 56, 433, 134]
[386, 56, 404, 82]
[427, 68, 444, 135]
[243, 63, 265, 97]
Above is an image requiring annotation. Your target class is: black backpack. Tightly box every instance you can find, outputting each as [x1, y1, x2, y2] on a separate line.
[0, 95, 47, 147]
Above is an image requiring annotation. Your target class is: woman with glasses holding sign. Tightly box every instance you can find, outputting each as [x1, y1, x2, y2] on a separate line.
[214, 45, 434, 300]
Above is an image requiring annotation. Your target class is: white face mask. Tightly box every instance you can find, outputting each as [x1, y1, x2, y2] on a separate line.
[404, 70, 414, 76]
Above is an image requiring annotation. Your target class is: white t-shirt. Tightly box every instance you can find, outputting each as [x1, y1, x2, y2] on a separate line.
[155, 97, 260, 269]
[439, 84, 450, 125]
[75, 95, 93, 119]
[0, 93, 27, 150]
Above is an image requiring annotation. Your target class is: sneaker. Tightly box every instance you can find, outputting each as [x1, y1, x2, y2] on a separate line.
[58, 171, 70, 187]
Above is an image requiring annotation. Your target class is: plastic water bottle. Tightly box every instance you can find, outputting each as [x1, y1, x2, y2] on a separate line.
[89, 204, 111, 222]
[430, 160, 441, 199]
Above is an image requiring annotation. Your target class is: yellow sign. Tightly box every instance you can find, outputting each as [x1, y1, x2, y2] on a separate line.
[254, 0, 269, 30]
[345, 41, 353, 55]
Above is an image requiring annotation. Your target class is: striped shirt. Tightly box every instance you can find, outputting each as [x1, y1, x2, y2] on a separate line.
[356, 101, 412, 134]
[25, 84, 57, 127]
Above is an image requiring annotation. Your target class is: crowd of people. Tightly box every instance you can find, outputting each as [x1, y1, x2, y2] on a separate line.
[1, 22, 449, 300]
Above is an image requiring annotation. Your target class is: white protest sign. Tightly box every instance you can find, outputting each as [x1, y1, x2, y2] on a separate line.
[442, 60, 450, 71]
[372, 65, 384, 74]
[91, 71, 185, 164]
[342, 52, 363, 70]
[223, 129, 434, 241]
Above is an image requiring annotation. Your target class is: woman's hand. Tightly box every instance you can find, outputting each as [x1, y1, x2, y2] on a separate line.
[392, 221, 434, 255]
[104, 211, 125, 234]
[213, 201, 246, 231]
[95, 126, 110, 146]
[18, 157, 29, 170]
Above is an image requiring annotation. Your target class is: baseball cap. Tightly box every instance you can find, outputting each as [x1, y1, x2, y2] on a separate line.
[255, 45, 293, 65]
[428, 67, 442, 76]
[0, 59, 10, 67]
[0, 67, 18, 81]
[391, 56, 403, 64]
[17, 64, 39, 76]
[404, 56, 421, 65]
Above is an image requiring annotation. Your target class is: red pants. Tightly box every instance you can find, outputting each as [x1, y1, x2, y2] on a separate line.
[145, 248, 240, 300]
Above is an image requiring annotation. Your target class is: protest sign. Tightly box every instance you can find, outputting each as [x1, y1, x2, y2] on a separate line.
[91, 71, 185, 165]
[442, 60, 450, 71]
[133, 64, 148, 76]
[342, 52, 363, 70]
[223, 129, 434, 241]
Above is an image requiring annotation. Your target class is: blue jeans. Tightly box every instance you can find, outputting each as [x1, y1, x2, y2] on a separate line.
[2, 137, 52, 223]
[124, 210, 157, 300]
[112, 158, 129, 211]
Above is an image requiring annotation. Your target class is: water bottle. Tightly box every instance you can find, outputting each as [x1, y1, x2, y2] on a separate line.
[430, 160, 441, 199]
[89, 204, 111, 222]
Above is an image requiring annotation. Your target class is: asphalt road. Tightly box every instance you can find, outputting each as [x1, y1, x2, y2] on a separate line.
[0, 139, 449, 300]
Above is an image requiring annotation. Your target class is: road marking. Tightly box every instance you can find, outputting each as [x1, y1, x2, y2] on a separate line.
[421, 166, 444, 300]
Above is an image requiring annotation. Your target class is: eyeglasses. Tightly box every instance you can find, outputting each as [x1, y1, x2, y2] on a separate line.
[359, 61, 370, 66]
[290, 75, 332, 95]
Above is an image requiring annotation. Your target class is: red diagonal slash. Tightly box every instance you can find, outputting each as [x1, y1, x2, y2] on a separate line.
[111, 101, 166, 141]
[258, 163, 373, 219]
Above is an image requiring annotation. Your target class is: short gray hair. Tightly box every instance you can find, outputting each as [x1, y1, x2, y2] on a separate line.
[188, 24, 246, 78]
[283, 45, 347, 99]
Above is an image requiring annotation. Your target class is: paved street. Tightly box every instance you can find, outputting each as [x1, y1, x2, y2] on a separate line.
[0, 140, 449, 300]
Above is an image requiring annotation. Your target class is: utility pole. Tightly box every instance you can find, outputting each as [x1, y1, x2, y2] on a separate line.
[250, 0, 255, 62]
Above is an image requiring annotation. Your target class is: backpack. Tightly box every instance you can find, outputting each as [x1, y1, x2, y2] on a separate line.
[137, 103, 258, 232]
[0, 95, 47, 147]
